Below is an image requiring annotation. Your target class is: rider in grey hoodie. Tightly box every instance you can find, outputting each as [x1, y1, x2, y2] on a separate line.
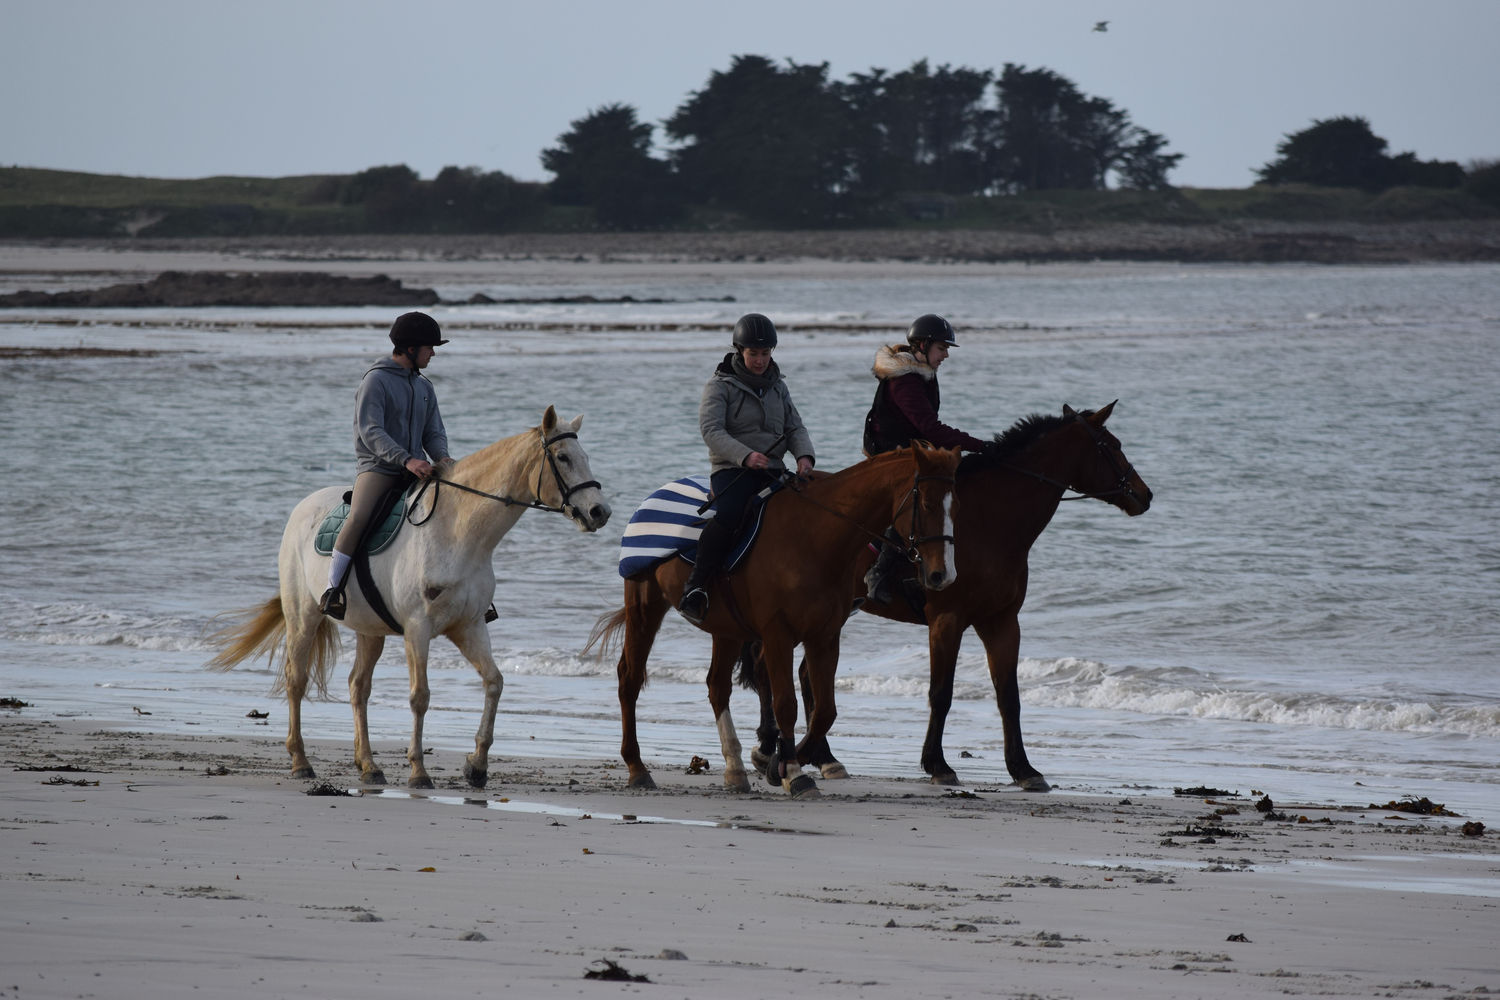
[320, 312, 452, 619]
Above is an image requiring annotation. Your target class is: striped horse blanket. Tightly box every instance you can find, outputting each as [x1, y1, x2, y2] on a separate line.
[617, 475, 774, 579]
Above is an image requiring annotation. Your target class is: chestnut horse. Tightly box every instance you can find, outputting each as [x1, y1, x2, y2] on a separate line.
[747, 403, 1152, 790]
[209, 406, 611, 789]
[586, 442, 961, 799]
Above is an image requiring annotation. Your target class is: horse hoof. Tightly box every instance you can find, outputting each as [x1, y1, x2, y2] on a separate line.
[290, 765, 315, 780]
[627, 772, 657, 790]
[407, 775, 434, 790]
[361, 770, 387, 786]
[785, 774, 820, 799]
[749, 747, 771, 778]
[930, 771, 961, 786]
[819, 762, 849, 780]
[463, 760, 488, 789]
[725, 772, 751, 794]
[1017, 775, 1052, 793]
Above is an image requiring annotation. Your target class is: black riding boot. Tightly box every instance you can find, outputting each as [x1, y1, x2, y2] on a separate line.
[863, 527, 907, 605]
[680, 516, 734, 625]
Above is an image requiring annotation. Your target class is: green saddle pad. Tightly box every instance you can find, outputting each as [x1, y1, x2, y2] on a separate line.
[313, 494, 408, 556]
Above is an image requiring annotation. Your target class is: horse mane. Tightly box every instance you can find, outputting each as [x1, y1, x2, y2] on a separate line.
[451, 424, 541, 485]
[959, 411, 1082, 475]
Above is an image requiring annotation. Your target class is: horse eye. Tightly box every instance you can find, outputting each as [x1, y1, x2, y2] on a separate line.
[558, 454, 571, 464]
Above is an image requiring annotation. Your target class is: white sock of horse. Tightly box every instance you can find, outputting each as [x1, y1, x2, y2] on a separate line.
[328, 550, 352, 590]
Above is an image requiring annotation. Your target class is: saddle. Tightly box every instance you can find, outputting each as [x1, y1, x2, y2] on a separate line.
[314, 482, 415, 634]
[618, 475, 779, 579]
[313, 490, 409, 556]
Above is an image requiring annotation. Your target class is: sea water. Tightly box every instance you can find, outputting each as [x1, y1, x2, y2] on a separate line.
[1, 257, 1496, 817]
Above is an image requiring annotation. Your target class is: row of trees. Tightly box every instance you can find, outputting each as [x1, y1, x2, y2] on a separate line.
[311, 59, 1492, 232]
[542, 56, 1183, 227]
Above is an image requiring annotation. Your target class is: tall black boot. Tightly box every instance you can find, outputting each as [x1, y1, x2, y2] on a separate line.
[863, 527, 908, 604]
[680, 517, 733, 625]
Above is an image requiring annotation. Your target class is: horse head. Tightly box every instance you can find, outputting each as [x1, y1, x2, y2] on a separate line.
[1061, 402, 1152, 515]
[900, 441, 963, 592]
[538, 405, 612, 532]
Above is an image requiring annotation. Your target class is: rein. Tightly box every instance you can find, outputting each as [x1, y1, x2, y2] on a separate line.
[406, 431, 599, 525]
[780, 466, 956, 565]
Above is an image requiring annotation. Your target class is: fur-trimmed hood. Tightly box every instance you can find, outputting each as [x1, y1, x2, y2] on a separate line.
[873, 343, 935, 382]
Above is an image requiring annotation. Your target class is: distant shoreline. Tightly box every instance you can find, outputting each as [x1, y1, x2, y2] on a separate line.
[7, 219, 1500, 265]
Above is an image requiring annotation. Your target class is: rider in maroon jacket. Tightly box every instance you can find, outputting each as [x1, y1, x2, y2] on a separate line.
[862, 314, 992, 604]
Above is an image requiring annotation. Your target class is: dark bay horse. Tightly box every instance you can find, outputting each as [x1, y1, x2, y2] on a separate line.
[586, 442, 962, 798]
[748, 403, 1152, 790]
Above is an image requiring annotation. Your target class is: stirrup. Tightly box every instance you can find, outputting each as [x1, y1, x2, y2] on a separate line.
[678, 587, 709, 625]
[484, 603, 498, 623]
[319, 587, 346, 621]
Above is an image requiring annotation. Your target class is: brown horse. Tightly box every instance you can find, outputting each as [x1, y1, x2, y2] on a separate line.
[586, 442, 962, 798]
[747, 403, 1152, 790]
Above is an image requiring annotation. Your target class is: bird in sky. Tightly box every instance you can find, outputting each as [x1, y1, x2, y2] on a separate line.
[1093, 20, 1109, 32]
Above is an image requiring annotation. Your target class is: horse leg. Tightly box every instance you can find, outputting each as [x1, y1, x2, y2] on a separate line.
[448, 623, 503, 789]
[795, 635, 844, 781]
[920, 615, 966, 785]
[402, 631, 436, 789]
[707, 637, 750, 793]
[618, 579, 669, 789]
[796, 653, 847, 779]
[749, 649, 778, 779]
[760, 636, 819, 799]
[281, 612, 319, 780]
[348, 633, 387, 784]
[974, 614, 1050, 792]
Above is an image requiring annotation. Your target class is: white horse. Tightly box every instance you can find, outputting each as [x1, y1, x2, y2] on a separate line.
[209, 405, 611, 789]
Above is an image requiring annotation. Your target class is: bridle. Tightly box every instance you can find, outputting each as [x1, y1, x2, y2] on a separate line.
[1003, 412, 1145, 506]
[889, 472, 957, 566]
[406, 431, 601, 525]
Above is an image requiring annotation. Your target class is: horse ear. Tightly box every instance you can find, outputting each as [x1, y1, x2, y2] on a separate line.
[568, 413, 584, 432]
[1092, 400, 1118, 424]
[541, 405, 558, 433]
[1062, 404, 1078, 419]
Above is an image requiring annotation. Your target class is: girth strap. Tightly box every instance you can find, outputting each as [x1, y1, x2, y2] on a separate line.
[353, 552, 404, 635]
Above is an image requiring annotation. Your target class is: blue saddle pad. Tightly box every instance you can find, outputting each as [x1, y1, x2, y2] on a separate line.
[313, 493, 408, 556]
[617, 476, 773, 579]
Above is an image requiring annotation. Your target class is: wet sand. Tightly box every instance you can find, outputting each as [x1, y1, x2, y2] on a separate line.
[2, 716, 1493, 999]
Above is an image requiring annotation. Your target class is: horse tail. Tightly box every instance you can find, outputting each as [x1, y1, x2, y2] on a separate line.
[205, 596, 340, 699]
[734, 640, 763, 691]
[583, 606, 628, 663]
[206, 596, 286, 673]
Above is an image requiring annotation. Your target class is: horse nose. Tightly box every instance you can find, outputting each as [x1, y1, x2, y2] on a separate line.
[926, 568, 951, 591]
[589, 503, 611, 526]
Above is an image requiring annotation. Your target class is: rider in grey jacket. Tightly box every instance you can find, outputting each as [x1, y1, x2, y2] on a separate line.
[678, 313, 815, 625]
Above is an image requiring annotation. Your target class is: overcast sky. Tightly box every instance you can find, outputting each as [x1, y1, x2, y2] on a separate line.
[5, 0, 1497, 189]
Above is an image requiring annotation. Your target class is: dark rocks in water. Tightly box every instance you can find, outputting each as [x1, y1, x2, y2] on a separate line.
[1174, 786, 1237, 798]
[0, 270, 439, 308]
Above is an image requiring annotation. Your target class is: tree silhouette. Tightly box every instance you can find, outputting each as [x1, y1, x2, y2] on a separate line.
[1258, 116, 1466, 191]
[541, 103, 678, 228]
[1257, 116, 1393, 189]
[665, 55, 854, 224]
[839, 61, 993, 197]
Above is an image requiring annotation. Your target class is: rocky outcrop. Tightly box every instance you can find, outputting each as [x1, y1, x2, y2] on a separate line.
[0, 270, 439, 308]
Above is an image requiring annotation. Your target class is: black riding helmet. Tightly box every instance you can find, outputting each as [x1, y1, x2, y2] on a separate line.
[907, 313, 957, 348]
[389, 311, 449, 349]
[732, 313, 778, 350]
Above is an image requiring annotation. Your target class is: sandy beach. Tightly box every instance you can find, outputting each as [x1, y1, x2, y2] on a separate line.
[2, 716, 1493, 1000]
